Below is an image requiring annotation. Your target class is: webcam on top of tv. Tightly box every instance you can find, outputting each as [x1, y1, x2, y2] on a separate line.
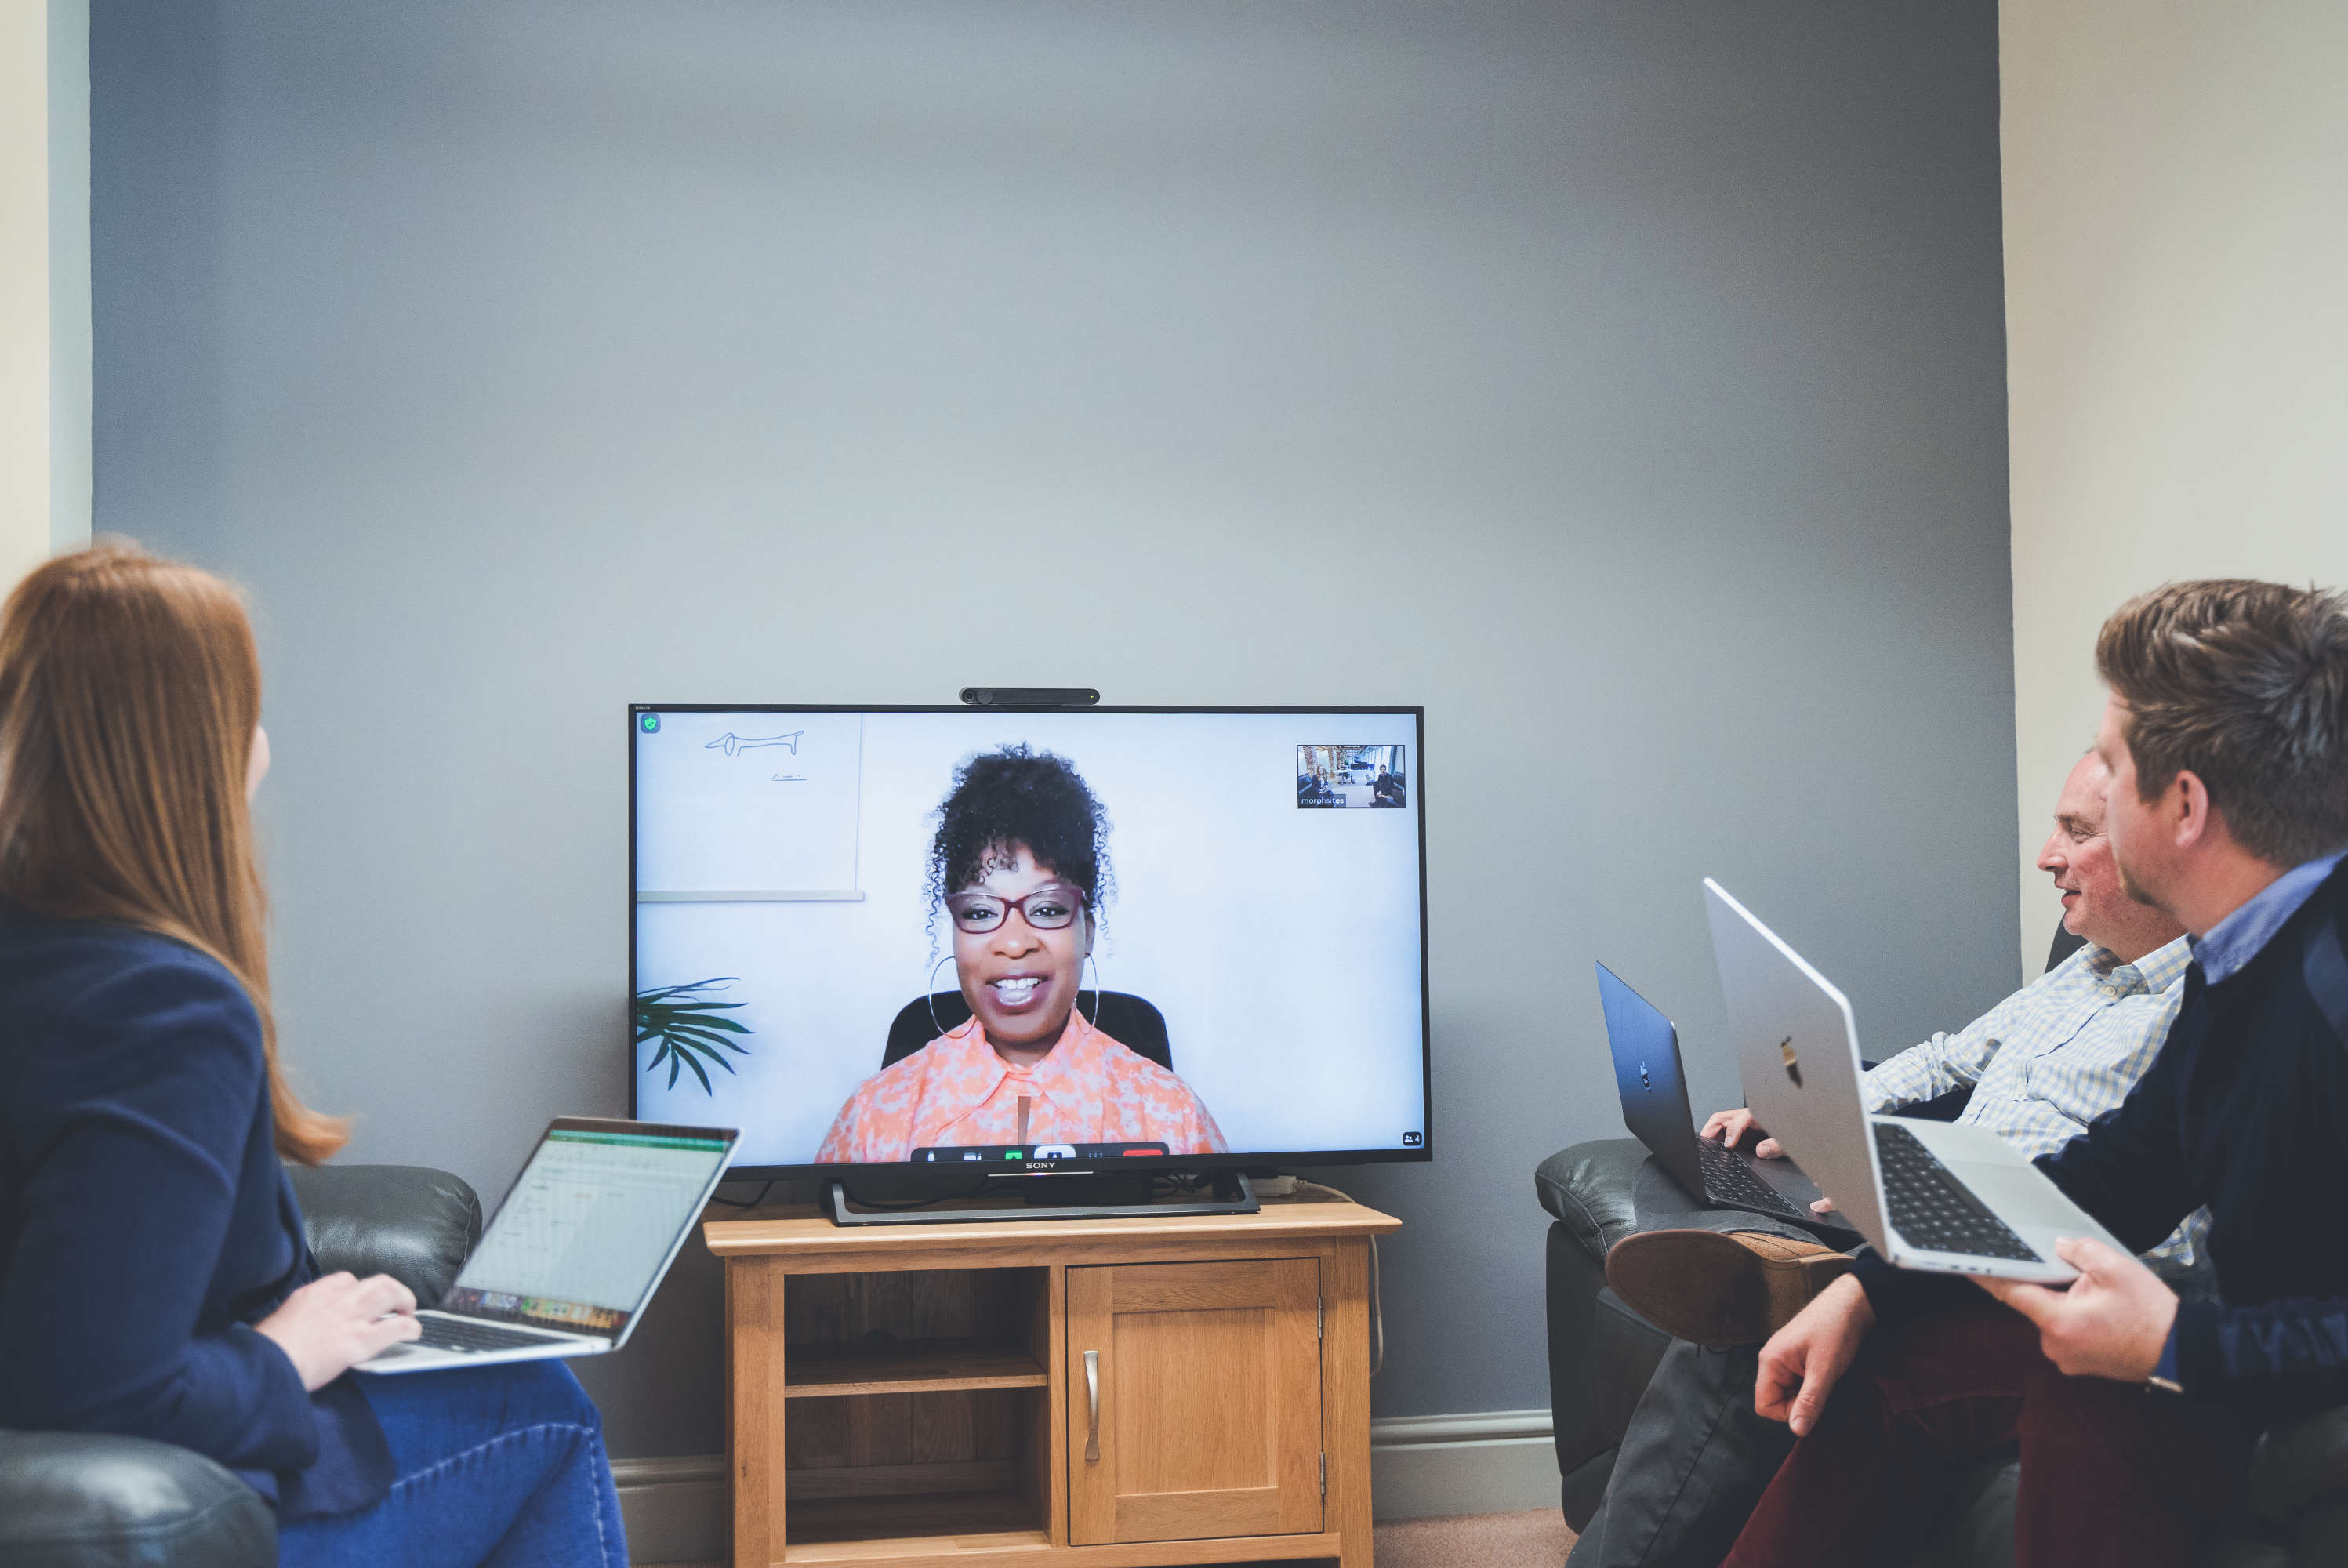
[959, 688, 1101, 708]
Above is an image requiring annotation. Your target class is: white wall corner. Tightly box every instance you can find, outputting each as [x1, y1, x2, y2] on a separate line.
[48, 0, 91, 557]
[2001, 0, 2348, 976]
[3, 0, 91, 593]
[610, 1410, 1561, 1564]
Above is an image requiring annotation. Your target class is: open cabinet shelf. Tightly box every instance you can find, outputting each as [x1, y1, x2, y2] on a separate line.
[772, 1269, 1053, 1558]
[783, 1339, 1049, 1399]
[782, 1490, 1047, 1559]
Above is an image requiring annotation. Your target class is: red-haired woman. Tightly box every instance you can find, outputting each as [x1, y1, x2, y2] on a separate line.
[0, 546, 624, 1564]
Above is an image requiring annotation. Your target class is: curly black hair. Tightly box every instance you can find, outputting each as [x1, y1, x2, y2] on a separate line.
[926, 745, 1113, 933]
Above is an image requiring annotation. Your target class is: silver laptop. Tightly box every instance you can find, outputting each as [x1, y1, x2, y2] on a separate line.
[1595, 961, 1856, 1236]
[1702, 879, 2125, 1284]
[357, 1116, 738, 1374]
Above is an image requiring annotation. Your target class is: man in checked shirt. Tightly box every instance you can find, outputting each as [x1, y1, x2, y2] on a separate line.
[1566, 750, 2200, 1568]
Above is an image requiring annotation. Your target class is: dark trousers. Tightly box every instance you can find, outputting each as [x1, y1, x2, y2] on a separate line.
[1566, 1338, 1792, 1568]
[1722, 1303, 2246, 1568]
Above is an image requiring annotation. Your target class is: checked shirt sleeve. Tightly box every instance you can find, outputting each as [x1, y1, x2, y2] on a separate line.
[1860, 993, 2018, 1112]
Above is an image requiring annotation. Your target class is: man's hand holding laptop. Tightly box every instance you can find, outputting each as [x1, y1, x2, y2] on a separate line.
[1975, 1236, 2178, 1381]
[1748, 1232, 2181, 1442]
[1717, 1085, 2181, 1421]
[1700, 1094, 2180, 1436]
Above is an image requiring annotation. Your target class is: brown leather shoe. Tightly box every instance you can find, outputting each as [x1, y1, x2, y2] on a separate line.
[1603, 1229, 1853, 1348]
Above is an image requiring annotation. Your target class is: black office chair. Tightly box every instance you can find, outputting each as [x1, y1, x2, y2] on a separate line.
[882, 991, 1173, 1070]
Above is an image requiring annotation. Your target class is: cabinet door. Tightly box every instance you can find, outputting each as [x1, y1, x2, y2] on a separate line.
[1065, 1258, 1323, 1545]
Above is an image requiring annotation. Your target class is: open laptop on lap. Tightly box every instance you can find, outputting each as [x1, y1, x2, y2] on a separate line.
[357, 1116, 738, 1374]
[1596, 961, 1856, 1237]
[1701, 879, 2125, 1284]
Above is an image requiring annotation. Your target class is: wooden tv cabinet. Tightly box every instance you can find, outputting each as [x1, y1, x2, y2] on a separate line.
[702, 1190, 1401, 1568]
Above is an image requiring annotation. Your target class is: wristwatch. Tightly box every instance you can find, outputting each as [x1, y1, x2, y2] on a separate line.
[2147, 1321, 2184, 1395]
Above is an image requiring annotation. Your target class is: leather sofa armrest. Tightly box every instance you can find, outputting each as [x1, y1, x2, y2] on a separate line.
[2243, 1403, 2348, 1530]
[1535, 1138, 1816, 1261]
[286, 1163, 481, 1308]
[0, 1430, 275, 1568]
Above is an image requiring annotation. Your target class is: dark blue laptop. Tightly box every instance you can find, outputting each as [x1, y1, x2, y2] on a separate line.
[1596, 961, 1855, 1236]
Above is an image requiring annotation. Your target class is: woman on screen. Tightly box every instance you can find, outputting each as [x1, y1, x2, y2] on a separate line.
[815, 746, 1227, 1162]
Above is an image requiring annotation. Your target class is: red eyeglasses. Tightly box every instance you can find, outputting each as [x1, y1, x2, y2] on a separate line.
[943, 885, 1088, 934]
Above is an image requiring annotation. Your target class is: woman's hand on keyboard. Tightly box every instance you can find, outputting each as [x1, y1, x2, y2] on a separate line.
[257, 1272, 422, 1390]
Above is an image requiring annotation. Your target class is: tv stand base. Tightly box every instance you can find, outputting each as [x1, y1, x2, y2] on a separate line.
[705, 1189, 1397, 1568]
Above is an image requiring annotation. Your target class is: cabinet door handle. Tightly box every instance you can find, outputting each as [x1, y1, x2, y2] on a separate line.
[1083, 1349, 1101, 1463]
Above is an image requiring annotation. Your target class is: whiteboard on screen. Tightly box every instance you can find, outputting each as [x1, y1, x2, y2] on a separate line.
[634, 712, 863, 898]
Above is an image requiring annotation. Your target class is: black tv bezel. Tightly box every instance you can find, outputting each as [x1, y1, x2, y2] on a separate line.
[627, 702, 1434, 1184]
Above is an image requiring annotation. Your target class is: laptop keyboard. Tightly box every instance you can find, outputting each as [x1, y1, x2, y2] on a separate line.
[1873, 1122, 2041, 1262]
[1696, 1138, 1811, 1220]
[417, 1316, 572, 1355]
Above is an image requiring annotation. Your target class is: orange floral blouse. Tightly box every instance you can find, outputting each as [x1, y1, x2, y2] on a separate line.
[814, 1013, 1228, 1163]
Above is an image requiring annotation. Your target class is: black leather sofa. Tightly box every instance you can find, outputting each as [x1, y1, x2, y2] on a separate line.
[0, 1165, 482, 1568]
[1539, 1141, 2348, 1564]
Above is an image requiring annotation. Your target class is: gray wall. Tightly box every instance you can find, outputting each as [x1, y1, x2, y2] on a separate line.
[93, 0, 2017, 1458]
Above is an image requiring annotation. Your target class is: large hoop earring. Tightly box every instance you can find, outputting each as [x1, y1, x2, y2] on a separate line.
[1083, 953, 1101, 1030]
[925, 953, 957, 1039]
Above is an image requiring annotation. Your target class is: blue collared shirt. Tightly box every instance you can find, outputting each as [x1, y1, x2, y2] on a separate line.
[2190, 848, 2348, 984]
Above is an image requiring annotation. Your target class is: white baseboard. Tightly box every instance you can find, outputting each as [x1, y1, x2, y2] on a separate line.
[612, 1454, 727, 1566]
[614, 1410, 1560, 1563]
[1369, 1409, 1558, 1521]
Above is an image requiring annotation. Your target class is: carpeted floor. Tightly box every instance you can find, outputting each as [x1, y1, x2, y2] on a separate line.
[1374, 1508, 1577, 1567]
[643, 1509, 1578, 1568]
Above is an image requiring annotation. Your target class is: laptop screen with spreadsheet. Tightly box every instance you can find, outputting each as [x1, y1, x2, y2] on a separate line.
[438, 1120, 734, 1337]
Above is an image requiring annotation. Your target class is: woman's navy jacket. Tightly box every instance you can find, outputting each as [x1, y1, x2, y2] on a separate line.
[0, 902, 391, 1518]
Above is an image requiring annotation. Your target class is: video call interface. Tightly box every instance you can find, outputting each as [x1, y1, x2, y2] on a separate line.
[632, 710, 1429, 1171]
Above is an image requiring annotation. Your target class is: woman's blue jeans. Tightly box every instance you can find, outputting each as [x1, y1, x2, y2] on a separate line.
[277, 1359, 626, 1567]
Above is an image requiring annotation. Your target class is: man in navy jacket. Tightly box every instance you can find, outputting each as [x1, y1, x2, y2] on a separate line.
[1722, 579, 2348, 1568]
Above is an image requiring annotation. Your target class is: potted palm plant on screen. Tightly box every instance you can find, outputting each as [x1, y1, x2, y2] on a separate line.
[634, 978, 753, 1094]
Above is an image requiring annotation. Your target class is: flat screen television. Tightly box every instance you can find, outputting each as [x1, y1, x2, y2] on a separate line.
[629, 705, 1430, 1185]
